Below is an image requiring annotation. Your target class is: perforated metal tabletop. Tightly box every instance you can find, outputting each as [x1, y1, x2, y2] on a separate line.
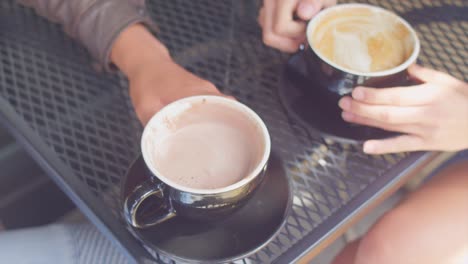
[0, 0, 466, 263]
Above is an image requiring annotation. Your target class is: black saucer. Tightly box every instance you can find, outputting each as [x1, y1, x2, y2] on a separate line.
[278, 51, 396, 142]
[120, 153, 292, 263]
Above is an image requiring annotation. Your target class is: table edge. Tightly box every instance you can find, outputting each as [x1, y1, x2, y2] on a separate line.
[0, 97, 156, 264]
[277, 151, 453, 264]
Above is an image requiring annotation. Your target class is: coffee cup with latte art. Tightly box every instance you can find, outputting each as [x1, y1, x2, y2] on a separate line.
[302, 3, 420, 138]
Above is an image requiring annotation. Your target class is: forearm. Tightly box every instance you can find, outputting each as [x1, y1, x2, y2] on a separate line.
[110, 24, 172, 77]
[17, 0, 218, 126]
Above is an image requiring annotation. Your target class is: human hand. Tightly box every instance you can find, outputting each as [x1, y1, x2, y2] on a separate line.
[110, 24, 224, 125]
[127, 59, 222, 125]
[338, 64, 468, 154]
[258, 0, 336, 52]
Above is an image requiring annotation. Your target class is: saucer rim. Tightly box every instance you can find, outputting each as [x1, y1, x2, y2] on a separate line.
[120, 154, 294, 263]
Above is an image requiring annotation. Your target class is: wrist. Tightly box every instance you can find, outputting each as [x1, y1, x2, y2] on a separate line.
[110, 23, 172, 77]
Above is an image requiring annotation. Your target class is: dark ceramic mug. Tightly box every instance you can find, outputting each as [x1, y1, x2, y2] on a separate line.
[304, 4, 420, 137]
[124, 96, 271, 229]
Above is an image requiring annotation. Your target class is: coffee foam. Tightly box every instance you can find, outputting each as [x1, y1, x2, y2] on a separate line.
[145, 100, 264, 190]
[310, 7, 414, 73]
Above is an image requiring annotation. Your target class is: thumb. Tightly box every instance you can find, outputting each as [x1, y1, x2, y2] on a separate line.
[296, 0, 320, 20]
[297, 0, 336, 20]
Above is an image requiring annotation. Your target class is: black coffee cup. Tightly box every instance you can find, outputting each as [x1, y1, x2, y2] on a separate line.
[124, 96, 271, 229]
[303, 4, 420, 139]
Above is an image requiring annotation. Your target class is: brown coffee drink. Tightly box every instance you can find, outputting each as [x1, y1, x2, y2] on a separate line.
[309, 6, 415, 73]
[145, 99, 265, 190]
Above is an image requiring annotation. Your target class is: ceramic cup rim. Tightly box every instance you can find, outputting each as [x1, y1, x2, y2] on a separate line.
[141, 95, 271, 195]
[306, 3, 420, 77]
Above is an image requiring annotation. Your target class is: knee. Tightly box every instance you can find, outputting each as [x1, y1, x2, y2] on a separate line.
[355, 229, 392, 264]
[354, 210, 406, 264]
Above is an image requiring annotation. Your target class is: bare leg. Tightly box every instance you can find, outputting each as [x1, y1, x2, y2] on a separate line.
[332, 239, 360, 264]
[332, 160, 468, 264]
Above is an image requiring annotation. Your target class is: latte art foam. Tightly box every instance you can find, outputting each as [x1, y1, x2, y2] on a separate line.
[311, 7, 414, 73]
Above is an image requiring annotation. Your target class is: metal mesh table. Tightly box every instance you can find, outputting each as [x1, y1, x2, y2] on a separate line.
[0, 0, 466, 263]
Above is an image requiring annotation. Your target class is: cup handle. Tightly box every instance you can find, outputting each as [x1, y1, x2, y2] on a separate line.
[124, 179, 176, 228]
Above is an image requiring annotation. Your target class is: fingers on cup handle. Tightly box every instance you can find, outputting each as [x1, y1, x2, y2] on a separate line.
[338, 97, 428, 125]
[296, 0, 336, 20]
[296, 0, 320, 20]
[274, 0, 307, 37]
[258, 6, 265, 28]
[341, 111, 420, 135]
[352, 85, 433, 106]
[262, 31, 303, 53]
[323, 0, 338, 8]
[260, 0, 304, 52]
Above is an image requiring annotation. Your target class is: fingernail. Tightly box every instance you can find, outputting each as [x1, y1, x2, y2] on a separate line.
[341, 111, 353, 121]
[338, 97, 351, 110]
[298, 2, 317, 18]
[352, 88, 365, 100]
[363, 142, 376, 154]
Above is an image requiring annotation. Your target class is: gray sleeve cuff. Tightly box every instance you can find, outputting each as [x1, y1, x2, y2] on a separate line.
[76, 1, 156, 71]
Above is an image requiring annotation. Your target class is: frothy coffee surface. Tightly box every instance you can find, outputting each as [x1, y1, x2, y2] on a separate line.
[310, 7, 414, 72]
[147, 100, 264, 190]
